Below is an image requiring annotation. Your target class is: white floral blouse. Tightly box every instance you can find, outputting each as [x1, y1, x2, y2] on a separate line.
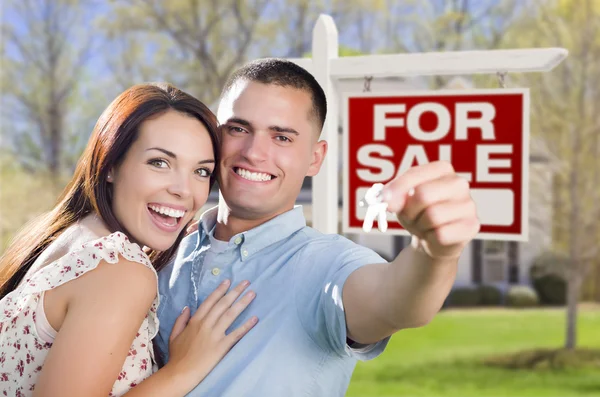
[0, 231, 160, 396]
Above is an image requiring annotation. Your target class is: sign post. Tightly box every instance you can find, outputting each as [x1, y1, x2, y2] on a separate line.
[286, 14, 567, 240]
[342, 89, 530, 241]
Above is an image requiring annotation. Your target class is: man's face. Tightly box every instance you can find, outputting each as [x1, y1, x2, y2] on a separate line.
[216, 81, 327, 221]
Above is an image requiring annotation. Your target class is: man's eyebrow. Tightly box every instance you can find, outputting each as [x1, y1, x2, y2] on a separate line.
[270, 126, 299, 135]
[146, 147, 215, 165]
[226, 117, 253, 128]
[226, 117, 299, 135]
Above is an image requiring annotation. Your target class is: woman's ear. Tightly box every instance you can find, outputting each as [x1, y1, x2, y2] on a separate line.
[106, 167, 115, 183]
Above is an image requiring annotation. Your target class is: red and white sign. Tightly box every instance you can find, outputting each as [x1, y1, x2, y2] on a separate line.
[342, 89, 530, 241]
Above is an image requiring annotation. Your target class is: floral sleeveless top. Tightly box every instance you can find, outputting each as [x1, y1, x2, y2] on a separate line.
[0, 231, 160, 396]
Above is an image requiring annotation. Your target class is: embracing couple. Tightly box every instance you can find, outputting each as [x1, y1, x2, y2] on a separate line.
[0, 58, 479, 396]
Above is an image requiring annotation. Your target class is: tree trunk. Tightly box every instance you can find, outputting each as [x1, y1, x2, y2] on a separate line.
[565, 122, 582, 350]
[565, 272, 581, 349]
[48, 103, 62, 178]
[565, 0, 591, 349]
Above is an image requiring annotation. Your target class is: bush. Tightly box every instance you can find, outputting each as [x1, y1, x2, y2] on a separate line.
[533, 274, 567, 305]
[530, 251, 569, 279]
[477, 285, 503, 306]
[506, 285, 539, 308]
[446, 287, 481, 307]
[529, 251, 567, 305]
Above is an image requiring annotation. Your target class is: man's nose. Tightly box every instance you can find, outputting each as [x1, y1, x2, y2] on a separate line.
[242, 134, 269, 163]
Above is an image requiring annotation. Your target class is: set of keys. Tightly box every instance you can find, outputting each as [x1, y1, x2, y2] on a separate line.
[358, 183, 389, 233]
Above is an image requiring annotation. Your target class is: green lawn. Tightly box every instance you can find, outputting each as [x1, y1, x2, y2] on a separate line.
[347, 306, 600, 397]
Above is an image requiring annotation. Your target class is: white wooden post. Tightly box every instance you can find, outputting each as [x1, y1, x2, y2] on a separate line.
[310, 15, 339, 235]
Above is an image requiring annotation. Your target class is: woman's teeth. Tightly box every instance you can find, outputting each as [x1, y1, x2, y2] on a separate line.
[235, 168, 273, 182]
[148, 205, 185, 218]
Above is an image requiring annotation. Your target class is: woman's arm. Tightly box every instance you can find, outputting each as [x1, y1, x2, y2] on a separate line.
[32, 258, 160, 396]
[33, 258, 256, 397]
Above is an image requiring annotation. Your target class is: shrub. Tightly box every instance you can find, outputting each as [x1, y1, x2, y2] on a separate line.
[529, 251, 568, 305]
[477, 285, 503, 306]
[506, 285, 539, 308]
[533, 274, 567, 305]
[446, 287, 481, 307]
[530, 251, 569, 279]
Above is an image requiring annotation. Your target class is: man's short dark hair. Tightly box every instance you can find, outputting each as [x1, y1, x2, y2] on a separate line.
[221, 58, 327, 131]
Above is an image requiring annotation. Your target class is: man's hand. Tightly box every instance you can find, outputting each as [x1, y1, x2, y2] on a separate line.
[382, 161, 480, 260]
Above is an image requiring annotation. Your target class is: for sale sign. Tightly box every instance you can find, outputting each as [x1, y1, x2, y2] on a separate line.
[342, 89, 530, 241]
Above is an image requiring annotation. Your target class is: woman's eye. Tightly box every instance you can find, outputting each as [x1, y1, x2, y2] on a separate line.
[196, 168, 212, 177]
[148, 159, 168, 168]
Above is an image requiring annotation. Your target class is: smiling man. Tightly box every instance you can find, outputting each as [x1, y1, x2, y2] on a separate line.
[154, 58, 480, 396]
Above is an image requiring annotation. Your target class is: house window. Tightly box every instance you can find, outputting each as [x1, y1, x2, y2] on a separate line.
[482, 241, 508, 284]
[484, 241, 506, 255]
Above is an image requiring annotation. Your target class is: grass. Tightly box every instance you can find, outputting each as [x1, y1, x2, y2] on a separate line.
[347, 306, 600, 397]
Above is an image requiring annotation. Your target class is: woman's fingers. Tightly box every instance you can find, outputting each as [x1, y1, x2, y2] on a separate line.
[202, 280, 251, 327]
[223, 316, 259, 347]
[190, 279, 232, 323]
[169, 306, 191, 343]
[215, 290, 256, 334]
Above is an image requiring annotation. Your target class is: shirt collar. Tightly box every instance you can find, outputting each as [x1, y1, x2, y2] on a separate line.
[196, 205, 307, 260]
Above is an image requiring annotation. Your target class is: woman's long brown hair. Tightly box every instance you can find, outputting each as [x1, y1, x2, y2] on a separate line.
[0, 82, 220, 299]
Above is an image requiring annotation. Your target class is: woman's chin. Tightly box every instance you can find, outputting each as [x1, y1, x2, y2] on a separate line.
[139, 237, 179, 253]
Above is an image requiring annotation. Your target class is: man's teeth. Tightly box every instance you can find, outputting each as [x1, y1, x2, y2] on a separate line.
[236, 168, 273, 182]
[148, 205, 185, 218]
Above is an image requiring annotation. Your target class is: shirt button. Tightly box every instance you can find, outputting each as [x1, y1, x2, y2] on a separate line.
[234, 236, 242, 245]
[211, 268, 220, 276]
[242, 249, 248, 257]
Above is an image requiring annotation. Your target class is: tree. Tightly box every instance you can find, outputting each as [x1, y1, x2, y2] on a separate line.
[504, 0, 600, 349]
[100, 0, 275, 106]
[1, 0, 97, 178]
[99, 0, 386, 106]
[383, 0, 523, 88]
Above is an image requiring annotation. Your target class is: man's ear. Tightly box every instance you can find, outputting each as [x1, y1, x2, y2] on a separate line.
[306, 140, 328, 177]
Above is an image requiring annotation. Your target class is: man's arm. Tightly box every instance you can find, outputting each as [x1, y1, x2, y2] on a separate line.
[343, 161, 480, 345]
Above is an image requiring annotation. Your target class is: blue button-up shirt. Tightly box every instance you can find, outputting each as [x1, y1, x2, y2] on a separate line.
[155, 206, 389, 397]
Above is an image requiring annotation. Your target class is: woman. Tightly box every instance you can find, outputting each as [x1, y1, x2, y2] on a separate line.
[0, 83, 257, 396]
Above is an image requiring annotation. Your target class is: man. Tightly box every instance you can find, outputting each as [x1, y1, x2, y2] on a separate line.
[155, 58, 479, 396]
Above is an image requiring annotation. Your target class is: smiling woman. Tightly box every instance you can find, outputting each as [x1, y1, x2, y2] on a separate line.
[108, 109, 215, 252]
[0, 83, 258, 397]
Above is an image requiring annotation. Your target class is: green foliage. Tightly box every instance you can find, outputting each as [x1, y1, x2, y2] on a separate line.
[477, 285, 503, 306]
[446, 285, 513, 307]
[530, 251, 570, 279]
[446, 287, 481, 307]
[506, 285, 540, 308]
[533, 274, 568, 306]
[530, 251, 568, 305]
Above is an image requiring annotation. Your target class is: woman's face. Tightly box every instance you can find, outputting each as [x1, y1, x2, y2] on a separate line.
[109, 109, 215, 251]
